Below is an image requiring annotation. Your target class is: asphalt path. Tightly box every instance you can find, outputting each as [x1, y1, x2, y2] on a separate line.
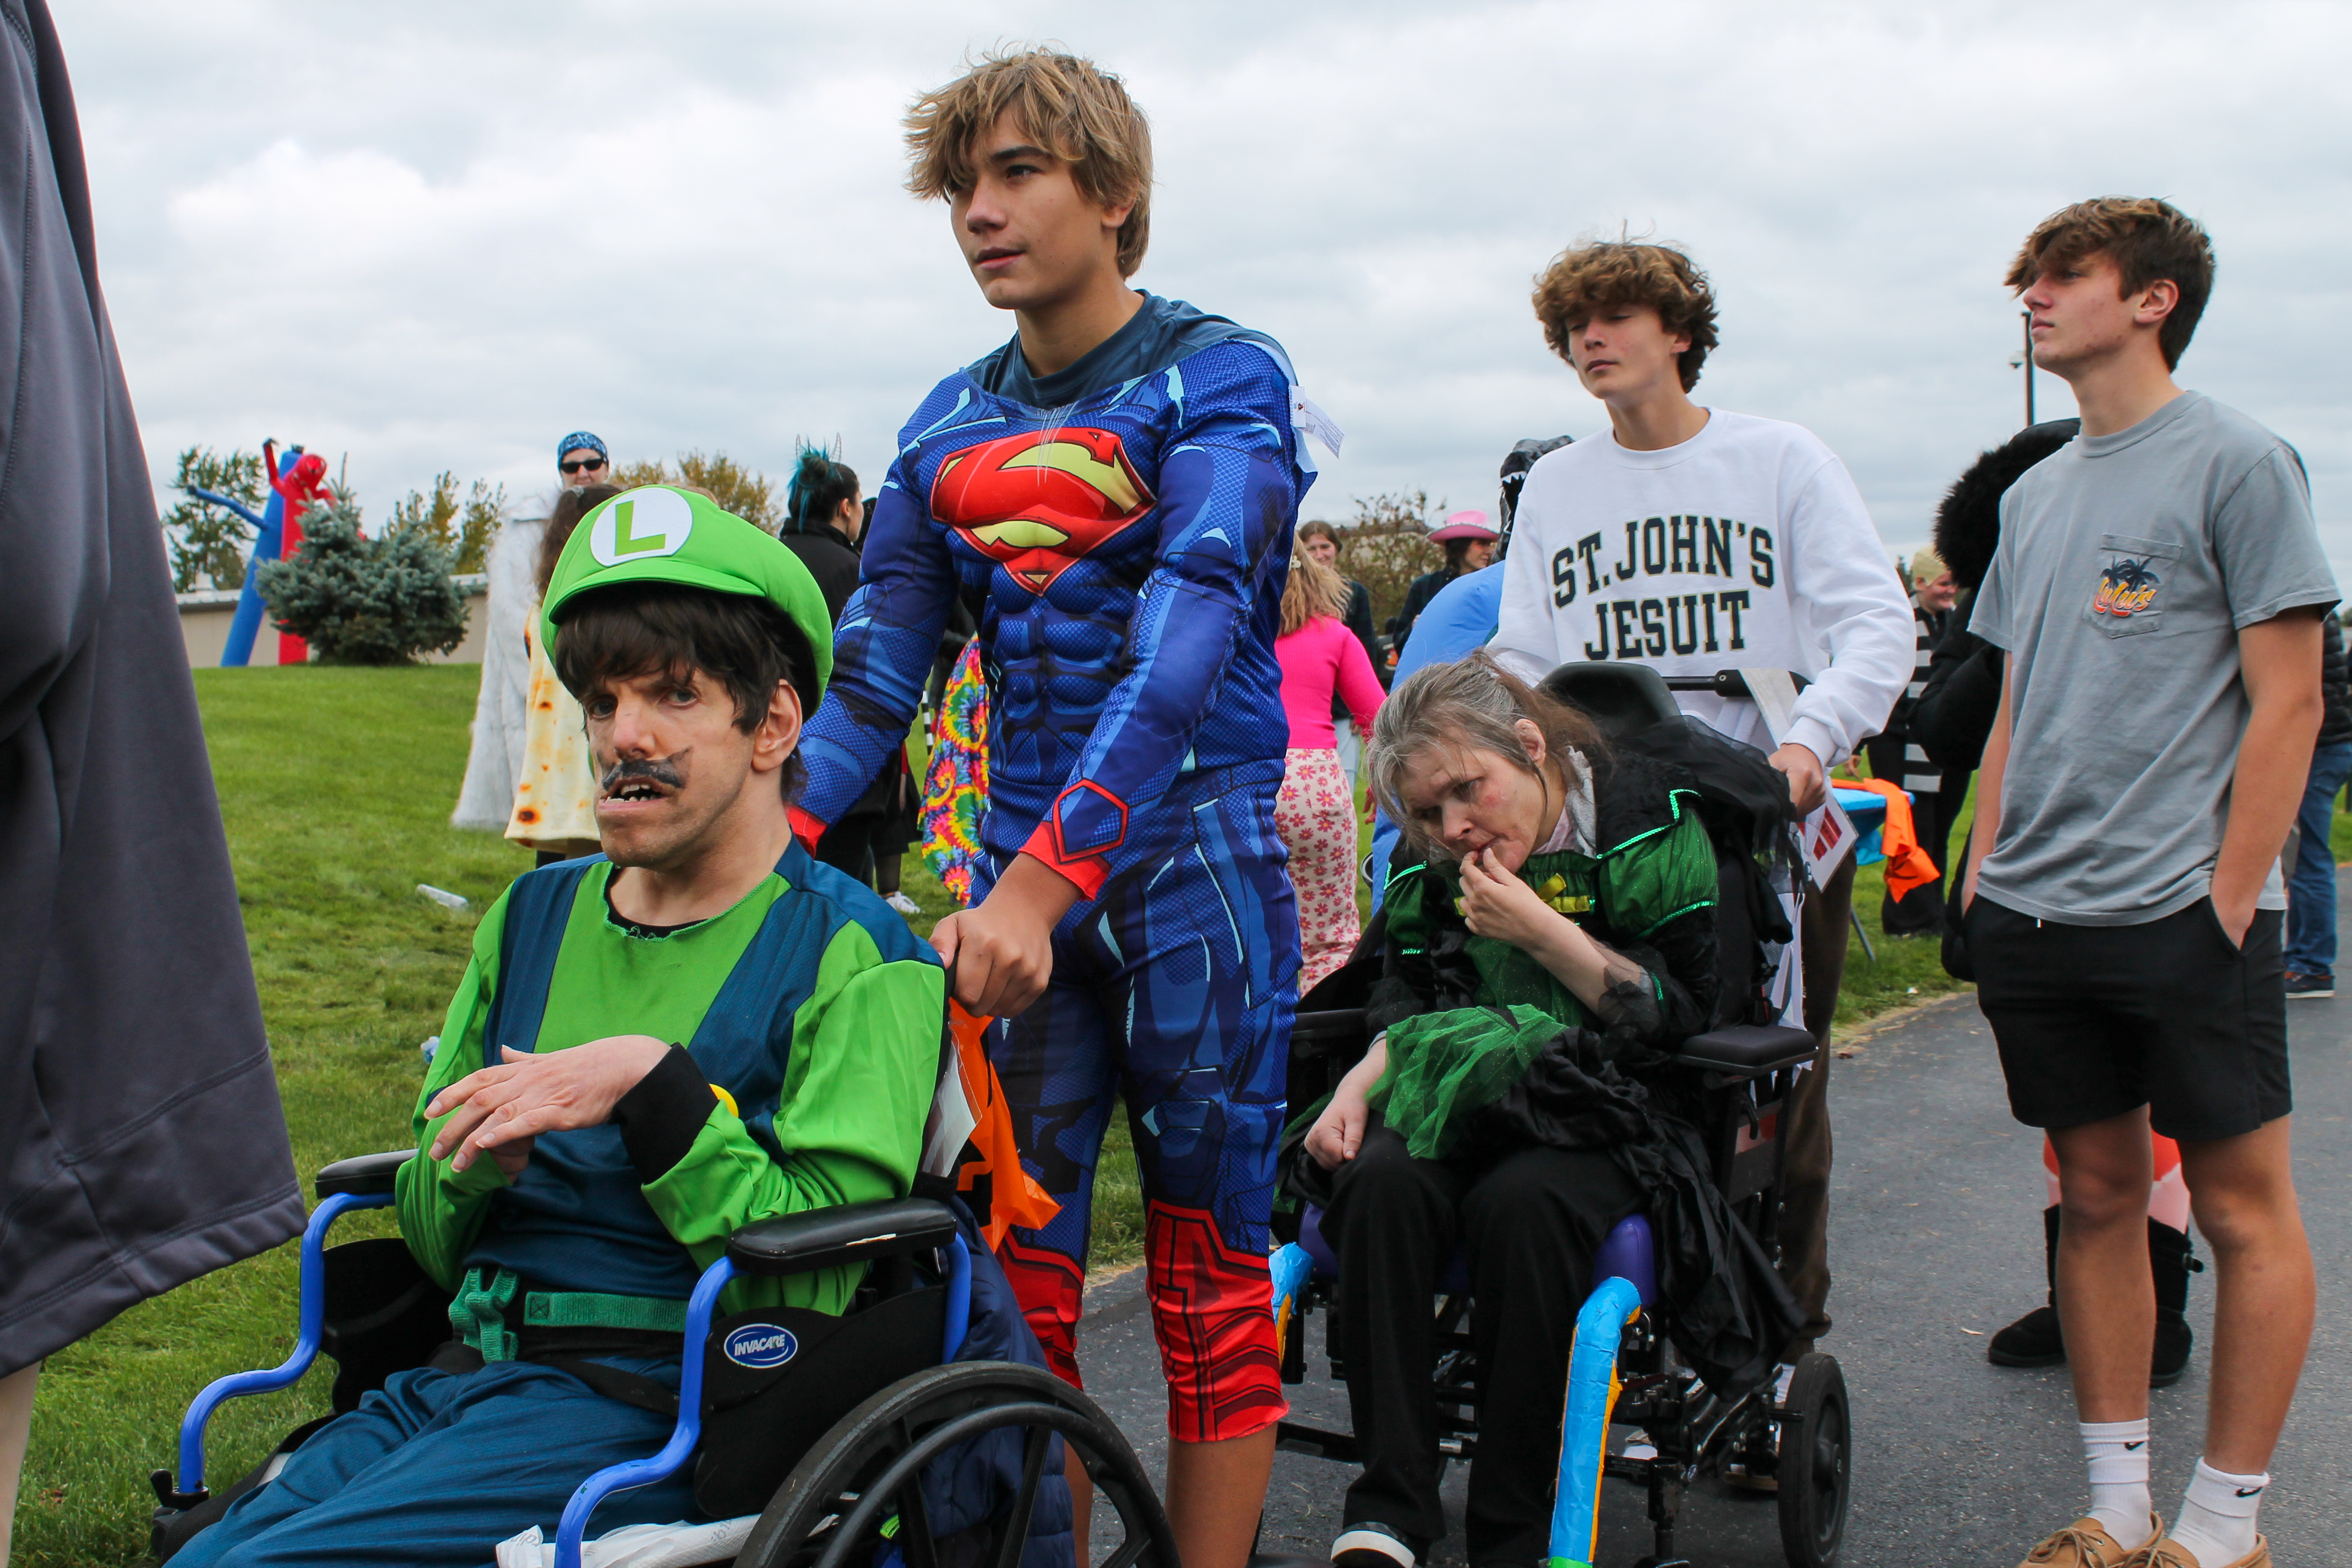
[1069, 892, 2352, 1567]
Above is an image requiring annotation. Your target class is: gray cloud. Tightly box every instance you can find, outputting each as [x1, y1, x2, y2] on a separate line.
[64, 0, 2352, 579]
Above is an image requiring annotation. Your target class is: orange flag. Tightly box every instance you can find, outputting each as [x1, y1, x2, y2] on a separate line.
[1843, 776, 1941, 902]
[922, 1000, 1060, 1251]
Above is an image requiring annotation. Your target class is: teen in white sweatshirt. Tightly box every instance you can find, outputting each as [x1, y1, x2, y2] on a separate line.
[1493, 248, 1912, 783]
[1496, 407, 1914, 770]
[1488, 239, 1912, 1367]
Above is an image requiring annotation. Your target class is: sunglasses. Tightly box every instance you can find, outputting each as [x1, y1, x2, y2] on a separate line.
[560, 456, 607, 475]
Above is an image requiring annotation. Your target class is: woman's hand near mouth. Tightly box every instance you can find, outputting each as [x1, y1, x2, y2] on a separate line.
[1458, 848, 1566, 952]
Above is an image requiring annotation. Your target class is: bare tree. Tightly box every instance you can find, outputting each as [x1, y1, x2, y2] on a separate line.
[1332, 489, 1443, 634]
[160, 445, 265, 591]
[387, 472, 461, 552]
[454, 480, 507, 574]
[612, 450, 781, 531]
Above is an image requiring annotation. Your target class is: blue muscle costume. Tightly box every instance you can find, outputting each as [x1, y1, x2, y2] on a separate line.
[795, 293, 1314, 1440]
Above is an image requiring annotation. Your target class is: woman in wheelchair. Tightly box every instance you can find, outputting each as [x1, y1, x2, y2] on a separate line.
[1300, 652, 1719, 1568]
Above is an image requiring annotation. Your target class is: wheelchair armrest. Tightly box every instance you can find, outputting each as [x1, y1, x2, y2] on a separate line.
[727, 1196, 962, 1278]
[1669, 1025, 1819, 1077]
[315, 1150, 417, 1200]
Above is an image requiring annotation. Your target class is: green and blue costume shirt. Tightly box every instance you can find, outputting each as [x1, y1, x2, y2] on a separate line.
[396, 843, 944, 1328]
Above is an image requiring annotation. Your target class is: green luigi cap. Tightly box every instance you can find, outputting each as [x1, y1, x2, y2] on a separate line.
[541, 484, 834, 715]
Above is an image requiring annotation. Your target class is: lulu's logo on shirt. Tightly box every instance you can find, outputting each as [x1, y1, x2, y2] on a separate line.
[2090, 554, 2163, 619]
[1549, 515, 1773, 660]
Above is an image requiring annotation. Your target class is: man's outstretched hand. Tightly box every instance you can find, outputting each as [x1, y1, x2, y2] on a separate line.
[1769, 742, 1828, 817]
[931, 853, 1082, 1017]
[426, 1036, 673, 1175]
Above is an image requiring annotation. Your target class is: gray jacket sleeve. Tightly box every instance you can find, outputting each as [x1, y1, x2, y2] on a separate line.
[0, 0, 303, 1376]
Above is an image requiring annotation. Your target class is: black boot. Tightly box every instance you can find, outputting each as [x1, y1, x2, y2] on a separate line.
[2149, 1218, 2200, 1387]
[1989, 1208, 2203, 1384]
[1988, 1205, 2067, 1367]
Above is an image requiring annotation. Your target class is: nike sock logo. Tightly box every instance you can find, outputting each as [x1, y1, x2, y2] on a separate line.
[2125, 1440, 2146, 1451]
[2235, 1486, 2266, 1498]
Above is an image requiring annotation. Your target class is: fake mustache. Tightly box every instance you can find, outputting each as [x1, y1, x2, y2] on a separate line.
[600, 755, 686, 796]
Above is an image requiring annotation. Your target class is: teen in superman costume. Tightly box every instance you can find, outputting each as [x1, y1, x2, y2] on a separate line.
[789, 51, 1333, 1567]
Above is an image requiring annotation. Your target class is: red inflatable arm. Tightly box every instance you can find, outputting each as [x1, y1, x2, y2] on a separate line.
[268, 449, 333, 665]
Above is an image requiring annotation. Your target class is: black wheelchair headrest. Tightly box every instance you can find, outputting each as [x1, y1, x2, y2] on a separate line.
[1539, 662, 1681, 742]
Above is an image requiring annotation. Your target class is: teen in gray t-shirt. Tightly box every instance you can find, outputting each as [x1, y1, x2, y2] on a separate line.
[1968, 389, 2337, 924]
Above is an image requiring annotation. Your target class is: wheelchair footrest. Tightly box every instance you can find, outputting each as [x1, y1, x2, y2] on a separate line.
[1603, 1451, 1665, 1486]
[150, 1470, 206, 1512]
[1272, 1419, 1359, 1463]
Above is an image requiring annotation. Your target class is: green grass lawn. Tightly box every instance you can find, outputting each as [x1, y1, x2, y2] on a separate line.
[20, 668, 2295, 1564]
[16, 666, 506, 1566]
[1830, 778, 1978, 1032]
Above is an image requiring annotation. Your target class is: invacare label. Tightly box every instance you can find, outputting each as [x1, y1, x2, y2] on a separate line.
[722, 1324, 800, 1369]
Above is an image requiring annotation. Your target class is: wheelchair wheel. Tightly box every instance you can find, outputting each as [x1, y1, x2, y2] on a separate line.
[731, 1359, 1174, 1568]
[1774, 1353, 1849, 1568]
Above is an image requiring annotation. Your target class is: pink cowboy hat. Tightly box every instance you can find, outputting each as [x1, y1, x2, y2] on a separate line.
[1427, 509, 1498, 542]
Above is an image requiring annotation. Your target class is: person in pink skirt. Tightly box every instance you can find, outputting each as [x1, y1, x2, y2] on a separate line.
[1277, 548, 1387, 992]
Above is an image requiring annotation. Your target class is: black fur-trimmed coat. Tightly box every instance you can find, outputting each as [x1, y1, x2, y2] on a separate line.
[1909, 420, 2079, 776]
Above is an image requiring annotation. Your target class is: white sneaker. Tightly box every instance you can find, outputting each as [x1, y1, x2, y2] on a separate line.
[1331, 1526, 1416, 1568]
[885, 891, 921, 917]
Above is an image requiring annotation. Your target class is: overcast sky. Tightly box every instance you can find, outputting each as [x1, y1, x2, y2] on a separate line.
[61, 0, 2352, 578]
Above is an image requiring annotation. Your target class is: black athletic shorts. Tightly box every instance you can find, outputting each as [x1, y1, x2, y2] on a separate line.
[1964, 895, 2290, 1142]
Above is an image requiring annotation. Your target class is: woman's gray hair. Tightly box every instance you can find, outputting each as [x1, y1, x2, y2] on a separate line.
[1367, 651, 1604, 859]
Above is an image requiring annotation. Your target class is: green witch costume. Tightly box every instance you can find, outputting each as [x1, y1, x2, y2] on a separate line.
[1368, 749, 1719, 1157]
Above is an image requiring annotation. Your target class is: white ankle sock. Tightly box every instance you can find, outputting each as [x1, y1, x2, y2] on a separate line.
[2079, 1418, 2155, 1547]
[2170, 1458, 2267, 1565]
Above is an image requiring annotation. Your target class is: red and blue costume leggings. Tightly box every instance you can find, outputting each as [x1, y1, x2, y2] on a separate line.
[988, 786, 1298, 1442]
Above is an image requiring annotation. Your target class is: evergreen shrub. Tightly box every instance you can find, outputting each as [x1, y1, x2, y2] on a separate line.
[255, 497, 470, 664]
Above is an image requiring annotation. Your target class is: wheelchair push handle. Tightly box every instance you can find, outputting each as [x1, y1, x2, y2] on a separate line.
[155, 1186, 394, 1511]
[1656, 669, 1811, 696]
[1541, 662, 1812, 744]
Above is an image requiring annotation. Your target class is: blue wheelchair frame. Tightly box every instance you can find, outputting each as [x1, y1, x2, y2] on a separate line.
[1262, 658, 1847, 1568]
[1266, 1017, 1832, 1568]
[1271, 1210, 1657, 1568]
[158, 1172, 972, 1568]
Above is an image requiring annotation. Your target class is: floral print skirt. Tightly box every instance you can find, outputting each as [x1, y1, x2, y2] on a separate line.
[1276, 746, 1361, 995]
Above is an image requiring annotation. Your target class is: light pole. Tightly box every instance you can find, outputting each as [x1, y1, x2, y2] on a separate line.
[2007, 309, 2037, 426]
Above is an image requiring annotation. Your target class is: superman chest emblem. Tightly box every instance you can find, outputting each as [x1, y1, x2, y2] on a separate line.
[930, 428, 1156, 593]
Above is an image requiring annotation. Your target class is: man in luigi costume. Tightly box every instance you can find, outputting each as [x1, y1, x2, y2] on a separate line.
[173, 486, 948, 1567]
